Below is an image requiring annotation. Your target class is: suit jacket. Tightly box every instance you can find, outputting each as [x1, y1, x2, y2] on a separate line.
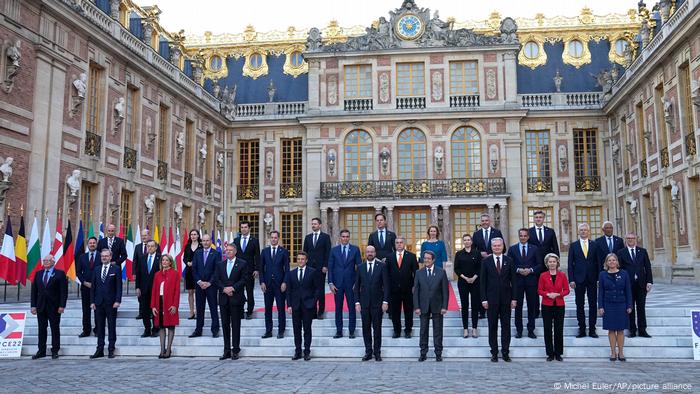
[31, 269, 68, 313]
[506, 243, 543, 288]
[367, 229, 397, 261]
[567, 239, 602, 285]
[354, 260, 390, 310]
[412, 266, 449, 314]
[527, 226, 560, 257]
[385, 250, 419, 293]
[233, 235, 260, 272]
[192, 248, 221, 285]
[303, 232, 331, 270]
[285, 266, 322, 310]
[595, 235, 625, 262]
[96, 237, 128, 265]
[327, 243, 361, 288]
[76, 250, 98, 285]
[260, 245, 290, 286]
[472, 227, 504, 255]
[616, 246, 653, 287]
[537, 270, 570, 307]
[90, 263, 123, 307]
[135, 252, 161, 293]
[214, 257, 250, 306]
[479, 254, 517, 306]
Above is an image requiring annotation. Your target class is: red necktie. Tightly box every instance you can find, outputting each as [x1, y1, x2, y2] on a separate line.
[398, 253, 403, 269]
[89, 252, 95, 269]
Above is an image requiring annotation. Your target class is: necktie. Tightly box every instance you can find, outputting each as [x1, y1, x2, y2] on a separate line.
[242, 237, 248, 252]
[272, 247, 276, 260]
[427, 267, 432, 277]
[89, 253, 95, 269]
[108, 238, 113, 250]
[521, 245, 526, 259]
[484, 229, 489, 244]
[582, 240, 588, 258]
[379, 231, 384, 248]
[298, 268, 304, 282]
[398, 252, 403, 268]
[496, 256, 501, 274]
[204, 250, 209, 265]
[343, 245, 348, 260]
[143, 244, 146, 254]
[631, 248, 636, 260]
[43, 270, 49, 285]
[368, 262, 373, 276]
[608, 237, 613, 252]
[227, 260, 233, 277]
[102, 265, 108, 282]
[538, 228, 543, 243]
[148, 255, 153, 273]
[313, 233, 318, 247]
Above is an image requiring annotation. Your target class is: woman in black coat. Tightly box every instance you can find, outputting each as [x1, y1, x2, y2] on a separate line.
[453, 233, 482, 338]
[183, 229, 203, 320]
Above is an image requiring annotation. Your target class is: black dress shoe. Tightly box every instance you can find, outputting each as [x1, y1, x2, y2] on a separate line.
[404, 331, 412, 339]
[589, 331, 599, 338]
[232, 353, 240, 360]
[262, 332, 273, 339]
[392, 332, 400, 339]
[141, 331, 150, 338]
[375, 355, 382, 362]
[528, 331, 537, 339]
[135, 314, 142, 320]
[490, 355, 498, 362]
[51, 352, 59, 360]
[78, 332, 91, 338]
[108, 351, 115, 359]
[349, 332, 356, 339]
[515, 332, 523, 338]
[32, 352, 46, 360]
[502, 354, 512, 362]
[292, 353, 302, 360]
[212, 331, 220, 338]
[546, 355, 554, 362]
[90, 350, 104, 359]
[418, 354, 427, 362]
[555, 355, 563, 361]
[151, 331, 159, 337]
[219, 353, 231, 360]
[189, 332, 202, 338]
[628, 332, 637, 338]
[333, 333, 343, 339]
[304, 354, 311, 361]
[435, 354, 443, 362]
[576, 331, 586, 338]
[245, 312, 253, 320]
[277, 332, 284, 339]
[317, 313, 324, 320]
[362, 354, 373, 361]
[639, 331, 652, 338]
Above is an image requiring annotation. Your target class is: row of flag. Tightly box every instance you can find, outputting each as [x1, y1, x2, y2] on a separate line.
[0, 214, 235, 286]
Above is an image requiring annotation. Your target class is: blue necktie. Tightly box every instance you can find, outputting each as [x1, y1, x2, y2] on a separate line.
[242, 237, 247, 252]
[343, 246, 348, 261]
[608, 238, 613, 252]
[227, 260, 233, 277]
[148, 255, 152, 273]
[379, 231, 384, 248]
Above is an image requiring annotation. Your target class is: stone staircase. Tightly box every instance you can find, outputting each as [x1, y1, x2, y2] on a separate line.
[5, 283, 698, 360]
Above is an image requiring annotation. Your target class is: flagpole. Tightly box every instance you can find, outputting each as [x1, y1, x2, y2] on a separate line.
[17, 205, 23, 302]
[3, 203, 9, 303]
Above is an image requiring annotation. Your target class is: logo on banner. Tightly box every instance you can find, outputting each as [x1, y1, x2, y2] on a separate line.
[0, 312, 26, 358]
[692, 310, 700, 361]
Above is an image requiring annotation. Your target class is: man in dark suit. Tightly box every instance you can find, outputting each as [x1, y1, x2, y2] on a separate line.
[618, 232, 653, 338]
[386, 236, 419, 338]
[481, 237, 517, 362]
[96, 224, 127, 267]
[135, 240, 160, 337]
[76, 236, 98, 337]
[472, 213, 504, 258]
[214, 244, 250, 360]
[367, 213, 396, 262]
[507, 229, 542, 339]
[328, 229, 361, 338]
[285, 251, 322, 361]
[30, 254, 68, 359]
[190, 233, 221, 338]
[413, 250, 449, 362]
[90, 249, 122, 359]
[595, 221, 625, 262]
[132, 228, 158, 320]
[527, 210, 559, 319]
[354, 246, 390, 361]
[303, 217, 331, 318]
[260, 230, 290, 339]
[567, 223, 601, 338]
[233, 221, 260, 319]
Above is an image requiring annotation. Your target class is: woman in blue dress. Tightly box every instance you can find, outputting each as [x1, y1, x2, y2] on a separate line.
[598, 253, 632, 362]
[420, 225, 448, 269]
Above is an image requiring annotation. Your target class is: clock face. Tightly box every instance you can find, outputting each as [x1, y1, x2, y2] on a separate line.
[396, 14, 424, 40]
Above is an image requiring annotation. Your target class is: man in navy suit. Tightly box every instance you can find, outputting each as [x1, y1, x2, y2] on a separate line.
[260, 230, 290, 339]
[328, 229, 361, 338]
[618, 232, 653, 338]
[527, 210, 559, 318]
[386, 236, 419, 338]
[567, 223, 601, 338]
[481, 238, 518, 362]
[303, 217, 331, 318]
[190, 233, 221, 338]
[30, 254, 68, 359]
[285, 251, 322, 361]
[215, 244, 250, 360]
[90, 249, 122, 359]
[472, 213, 504, 258]
[135, 240, 160, 337]
[595, 221, 625, 262]
[354, 246, 390, 361]
[367, 213, 396, 262]
[233, 221, 260, 319]
[96, 224, 127, 267]
[507, 229, 542, 339]
[76, 236, 98, 337]
[132, 228, 159, 320]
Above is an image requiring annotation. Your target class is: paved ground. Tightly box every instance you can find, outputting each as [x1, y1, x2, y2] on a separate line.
[0, 358, 697, 393]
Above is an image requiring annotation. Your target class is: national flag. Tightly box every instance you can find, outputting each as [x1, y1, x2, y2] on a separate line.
[15, 216, 27, 286]
[86, 219, 95, 251]
[211, 230, 215, 250]
[153, 225, 160, 245]
[34, 217, 52, 282]
[159, 226, 167, 254]
[167, 226, 174, 256]
[71, 220, 84, 282]
[134, 224, 141, 251]
[0, 216, 16, 285]
[125, 225, 134, 280]
[26, 216, 40, 284]
[98, 222, 104, 240]
[57, 221, 73, 279]
[216, 230, 222, 255]
[174, 227, 183, 274]
[51, 216, 64, 273]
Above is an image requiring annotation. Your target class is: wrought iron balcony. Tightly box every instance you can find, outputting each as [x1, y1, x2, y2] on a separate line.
[123, 147, 137, 169]
[205, 180, 212, 197]
[575, 175, 601, 192]
[84, 131, 101, 157]
[237, 184, 259, 200]
[344, 98, 373, 112]
[449, 94, 480, 108]
[396, 96, 425, 109]
[526, 176, 553, 193]
[184, 171, 192, 191]
[686, 132, 697, 156]
[157, 160, 168, 181]
[640, 159, 648, 178]
[320, 178, 507, 200]
[281, 182, 303, 199]
[660, 146, 670, 168]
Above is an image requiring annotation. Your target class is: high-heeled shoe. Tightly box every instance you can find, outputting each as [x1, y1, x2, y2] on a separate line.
[165, 349, 172, 359]
[609, 352, 617, 361]
[158, 351, 165, 359]
[617, 355, 626, 362]
[187, 314, 195, 320]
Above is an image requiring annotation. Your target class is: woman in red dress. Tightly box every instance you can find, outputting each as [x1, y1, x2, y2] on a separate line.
[151, 254, 181, 358]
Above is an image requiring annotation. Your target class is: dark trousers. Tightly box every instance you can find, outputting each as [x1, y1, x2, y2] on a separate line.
[80, 285, 94, 334]
[361, 307, 383, 356]
[334, 285, 356, 333]
[95, 304, 117, 351]
[263, 283, 286, 333]
[316, 271, 326, 314]
[220, 302, 243, 354]
[292, 307, 314, 355]
[629, 285, 648, 333]
[542, 304, 565, 356]
[245, 277, 255, 314]
[457, 280, 480, 329]
[37, 309, 61, 354]
[487, 302, 512, 356]
[419, 312, 444, 356]
[574, 281, 597, 331]
[515, 283, 538, 333]
[195, 285, 220, 334]
[139, 287, 154, 332]
[390, 289, 414, 333]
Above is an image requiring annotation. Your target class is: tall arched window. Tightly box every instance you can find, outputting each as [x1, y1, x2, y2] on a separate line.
[397, 128, 427, 179]
[344, 130, 373, 181]
[451, 126, 482, 178]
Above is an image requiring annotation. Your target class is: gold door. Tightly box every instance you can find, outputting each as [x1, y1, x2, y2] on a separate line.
[396, 208, 429, 255]
[452, 206, 485, 253]
[342, 209, 375, 260]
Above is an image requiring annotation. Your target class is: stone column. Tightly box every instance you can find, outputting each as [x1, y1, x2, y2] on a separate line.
[331, 207, 340, 245]
[307, 60, 321, 111]
[442, 204, 452, 257]
[430, 204, 439, 225]
[499, 204, 509, 246]
[306, 143, 323, 227]
[502, 51, 518, 103]
[386, 205, 395, 232]
[321, 207, 329, 234]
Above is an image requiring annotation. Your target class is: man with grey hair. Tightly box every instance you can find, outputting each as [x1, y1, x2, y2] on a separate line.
[414, 250, 449, 362]
[386, 236, 419, 338]
[567, 223, 602, 338]
[31, 254, 68, 359]
[96, 224, 127, 268]
[617, 232, 653, 338]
